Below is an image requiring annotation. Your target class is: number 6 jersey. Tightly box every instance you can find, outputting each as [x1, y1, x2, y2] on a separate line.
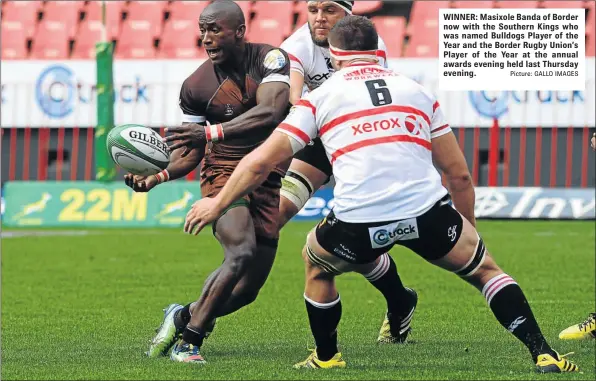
[276, 62, 452, 223]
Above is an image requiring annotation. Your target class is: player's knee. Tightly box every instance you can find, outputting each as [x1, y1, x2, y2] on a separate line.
[233, 289, 261, 307]
[224, 243, 257, 277]
[454, 237, 503, 287]
[469, 253, 503, 284]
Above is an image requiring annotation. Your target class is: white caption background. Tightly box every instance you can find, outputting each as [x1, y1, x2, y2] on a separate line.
[439, 9, 585, 91]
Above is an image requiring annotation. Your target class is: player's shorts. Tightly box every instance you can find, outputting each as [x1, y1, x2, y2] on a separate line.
[292, 137, 332, 181]
[201, 143, 284, 248]
[314, 194, 463, 265]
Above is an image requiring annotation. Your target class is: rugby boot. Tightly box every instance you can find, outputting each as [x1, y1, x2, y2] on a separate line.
[293, 351, 346, 369]
[170, 340, 207, 364]
[559, 313, 596, 340]
[378, 287, 418, 343]
[536, 351, 579, 373]
[146, 303, 183, 358]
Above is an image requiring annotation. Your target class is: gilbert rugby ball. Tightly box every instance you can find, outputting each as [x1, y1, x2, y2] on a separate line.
[106, 124, 170, 176]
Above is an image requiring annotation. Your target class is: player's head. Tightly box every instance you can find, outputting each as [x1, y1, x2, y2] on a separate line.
[306, 1, 354, 47]
[199, 0, 246, 64]
[328, 15, 378, 70]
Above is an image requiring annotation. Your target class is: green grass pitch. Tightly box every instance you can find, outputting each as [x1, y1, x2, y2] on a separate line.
[2, 220, 595, 380]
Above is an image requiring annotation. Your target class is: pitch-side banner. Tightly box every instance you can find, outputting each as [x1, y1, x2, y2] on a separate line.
[1, 59, 594, 128]
[2, 182, 594, 227]
[292, 187, 595, 221]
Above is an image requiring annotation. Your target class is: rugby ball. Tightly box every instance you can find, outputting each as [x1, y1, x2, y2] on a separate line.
[106, 124, 170, 176]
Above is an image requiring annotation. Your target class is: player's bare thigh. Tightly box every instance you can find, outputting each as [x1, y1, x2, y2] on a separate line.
[429, 216, 502, 288]
[279, 159, 329, 228]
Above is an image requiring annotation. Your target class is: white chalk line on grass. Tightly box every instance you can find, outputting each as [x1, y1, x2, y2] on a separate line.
[0, 230, 180, 239]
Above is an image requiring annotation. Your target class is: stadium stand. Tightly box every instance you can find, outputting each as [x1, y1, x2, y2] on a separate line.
[371, 16, 406, 57]
[0, 0, 594, 59]
[451, 1, 494, 9]
[159, 19, 206, 59]
[1, 21, 28, 59]
[30, 20, 70, 59]
[42, 1, 85, 39]
[84, 1, 124, 40]
[1, 0, 42, 38]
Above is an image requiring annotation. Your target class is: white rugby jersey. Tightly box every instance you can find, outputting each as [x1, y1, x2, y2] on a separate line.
[276, 63, 451, 223]
[280, 23, 388, 93]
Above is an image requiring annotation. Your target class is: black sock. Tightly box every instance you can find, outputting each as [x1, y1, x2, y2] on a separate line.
[304, 295, 342, 362]
[482, 273, 555, 361]
[182, 325, 205, 349]
[365, 254, 412, 316]
[174, 303, 192, 331]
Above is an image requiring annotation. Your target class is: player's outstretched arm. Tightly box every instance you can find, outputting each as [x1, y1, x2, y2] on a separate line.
[432, 132, 476, 227]
[183, 132, 295, 234]
[220, 82, 290, 138]
[163, 144, 204, 181]
[289, 71, 306, 105]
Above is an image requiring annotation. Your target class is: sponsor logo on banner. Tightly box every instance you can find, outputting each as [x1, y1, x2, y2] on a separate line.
[1, 59, 593, 127]
[294, 187, 595, 221]
[2, 182, 202, 227]
[468, 90, 585, 120]
[369, 219, 419, 249]
[36, 65, 77, 118]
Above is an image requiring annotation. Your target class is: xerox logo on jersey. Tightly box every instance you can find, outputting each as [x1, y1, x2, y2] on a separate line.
[404, 115, 423, 136]
[352, 118, 401, 135]
[368, 219, 419, 249]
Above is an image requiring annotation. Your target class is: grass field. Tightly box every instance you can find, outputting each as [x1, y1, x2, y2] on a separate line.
[2, 220, 595, 380]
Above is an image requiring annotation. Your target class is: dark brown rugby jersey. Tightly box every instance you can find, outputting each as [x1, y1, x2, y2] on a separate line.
[179, 43, 290, 147]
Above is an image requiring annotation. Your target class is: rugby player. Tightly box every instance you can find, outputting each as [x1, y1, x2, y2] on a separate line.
[183, 16, 580, 373]
[558, 134, 596, 340]
[280, 0, 415, 345]
[126, 0, 292, 363]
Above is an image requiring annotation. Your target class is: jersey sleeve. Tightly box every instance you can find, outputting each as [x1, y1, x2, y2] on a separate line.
[179, 78, 206, 124]
[259, 47, 291, 85]
[430, 100, 452, 139]
[280, 38, 310, 77]
[377, 36, 389, 69]
[276, 98, 317, 149]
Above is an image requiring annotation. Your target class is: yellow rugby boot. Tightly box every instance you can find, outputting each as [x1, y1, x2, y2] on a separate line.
[293, 351, 346, 369]
[559, 313, 596, 340]
[536, 351, 579, 373]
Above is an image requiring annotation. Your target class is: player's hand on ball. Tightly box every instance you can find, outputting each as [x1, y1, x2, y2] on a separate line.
[591, 133, 595, 151]
[164, 124, 207, 157]
[184, 198, 222, 235]
[124, 174, 158, 193]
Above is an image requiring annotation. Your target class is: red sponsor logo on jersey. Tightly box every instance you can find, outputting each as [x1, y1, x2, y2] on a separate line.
[404, 115, 422, 136]
[344, 67, 397, 81]
[351, 117, 401, 135]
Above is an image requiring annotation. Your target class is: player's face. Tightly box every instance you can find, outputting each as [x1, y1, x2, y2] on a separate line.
[199, 18, 240, 64]
[307, 1, 346, 47]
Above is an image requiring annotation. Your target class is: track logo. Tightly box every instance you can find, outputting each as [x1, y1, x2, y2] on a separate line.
[36, 65, 76, 118]
[369, 219, 419, 249]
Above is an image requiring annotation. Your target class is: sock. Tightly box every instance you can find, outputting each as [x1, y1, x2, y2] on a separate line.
[364, 253, 412, 317]
[304, 294, 342, 362]
[482, 273, 555, 361]
[182, 325, 205, 349]
[174, 303, 192, 331]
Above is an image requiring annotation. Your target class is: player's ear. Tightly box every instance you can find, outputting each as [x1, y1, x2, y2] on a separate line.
[236, 24, 246, 39]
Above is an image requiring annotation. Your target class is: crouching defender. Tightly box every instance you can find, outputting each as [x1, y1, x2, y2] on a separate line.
[183, 15, 580, 373]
